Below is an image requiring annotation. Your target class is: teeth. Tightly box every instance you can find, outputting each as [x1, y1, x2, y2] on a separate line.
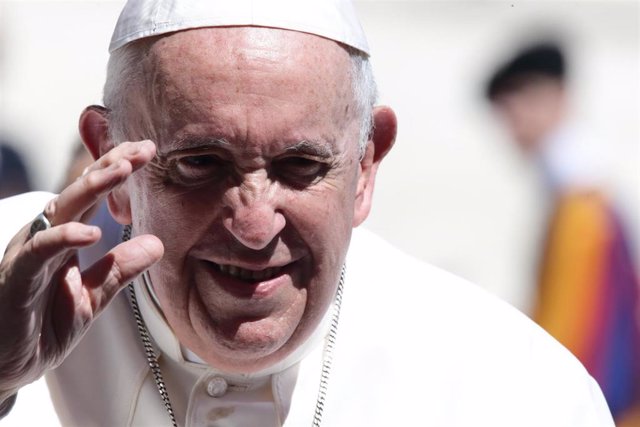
[217, 264, 282, 281]
[239, 268, 252, 280]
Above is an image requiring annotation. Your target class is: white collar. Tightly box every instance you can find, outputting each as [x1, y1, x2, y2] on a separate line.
[537, 123, 605, 192]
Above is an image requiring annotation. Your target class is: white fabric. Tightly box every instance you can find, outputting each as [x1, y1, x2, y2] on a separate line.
[110, 0, 369, 54]
[0, 191, 614, 426]
[0, 191, 54, 252]
[537, 123, 606, 193]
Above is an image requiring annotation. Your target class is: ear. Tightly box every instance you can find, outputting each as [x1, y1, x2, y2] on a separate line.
[352, 106, 397, 227]
[78, 106, 132, 225]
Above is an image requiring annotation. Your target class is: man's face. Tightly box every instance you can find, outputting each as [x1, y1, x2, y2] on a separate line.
[123, 27, 364, 372]
[493, 77, 566, 153]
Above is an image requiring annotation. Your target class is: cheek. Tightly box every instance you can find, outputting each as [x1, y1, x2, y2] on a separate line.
[130, 171, 215, 236]
[289, 178, 354, 227]
[128, 177, 216, 296]
[285, 176, 357, 272]
[291, 187, 354, 326]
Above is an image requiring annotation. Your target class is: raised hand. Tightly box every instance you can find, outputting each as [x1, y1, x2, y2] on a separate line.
[0, 140, 164, 406]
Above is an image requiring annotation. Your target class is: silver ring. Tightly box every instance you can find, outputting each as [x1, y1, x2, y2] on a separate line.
[29, 212, 52, 239]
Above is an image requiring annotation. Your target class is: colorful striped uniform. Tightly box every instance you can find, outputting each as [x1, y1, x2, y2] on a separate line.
[534, 190, 640, 424]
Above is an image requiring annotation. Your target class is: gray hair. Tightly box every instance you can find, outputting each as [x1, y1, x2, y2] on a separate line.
[345, 45, 378, 156]
[103, 37, 377, 155]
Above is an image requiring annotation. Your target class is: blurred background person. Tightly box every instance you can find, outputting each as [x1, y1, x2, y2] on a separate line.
[0, 139, 32, 198]
[57, 139, 94, 191]
[485, 40, 640, 425]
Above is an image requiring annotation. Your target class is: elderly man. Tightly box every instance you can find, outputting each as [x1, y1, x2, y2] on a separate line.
[0, 1, 614, 426]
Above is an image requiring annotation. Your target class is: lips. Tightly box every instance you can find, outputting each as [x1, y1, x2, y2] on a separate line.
[201, 259, 296, 298]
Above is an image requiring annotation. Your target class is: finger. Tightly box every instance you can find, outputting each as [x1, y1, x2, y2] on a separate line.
[46, 160, 131, 226]
[79, 234, 164, 316]
[83, 139, 156, 175]
[44, 140, 156, 226]
[43, 259, 91, 360]
[9, 223, 101, 299]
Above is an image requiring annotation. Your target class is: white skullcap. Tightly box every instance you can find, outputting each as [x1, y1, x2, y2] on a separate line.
[109, 0, 369, 55]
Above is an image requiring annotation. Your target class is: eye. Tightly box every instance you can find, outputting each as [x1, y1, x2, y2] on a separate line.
[181, 155, 219, 168]
[274, 157, 329, 187]
[172, 154, 226, 184]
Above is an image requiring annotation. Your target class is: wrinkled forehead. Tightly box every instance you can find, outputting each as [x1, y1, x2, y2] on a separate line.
[131, 27, 358, 145]
[142, 27, 354, 117]
[146, 26, 352, 83]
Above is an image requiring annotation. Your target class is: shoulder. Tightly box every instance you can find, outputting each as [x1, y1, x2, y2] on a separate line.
[335, 227, 613, 426]
[345, 226, 517, 328]
[344, 227, 555, 352]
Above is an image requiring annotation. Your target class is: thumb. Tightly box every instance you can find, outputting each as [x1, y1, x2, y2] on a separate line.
[78, 234, 164, 316]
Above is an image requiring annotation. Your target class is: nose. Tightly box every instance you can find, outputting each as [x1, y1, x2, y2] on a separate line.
[222, 181, 286, 250]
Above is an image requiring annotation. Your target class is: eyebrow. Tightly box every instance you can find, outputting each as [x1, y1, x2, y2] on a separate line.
[162, 136, 334, 158]
[167, 136, 230, 152]
[284, 140, 334, 158]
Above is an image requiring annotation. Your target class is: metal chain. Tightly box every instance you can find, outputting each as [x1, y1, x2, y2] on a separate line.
[312, 266, 345, 427]
[123, 225, 178, 427]
[123, 224, 345, 427]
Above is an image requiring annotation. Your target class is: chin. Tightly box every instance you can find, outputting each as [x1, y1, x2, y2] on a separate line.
[195, 317, 299, 372]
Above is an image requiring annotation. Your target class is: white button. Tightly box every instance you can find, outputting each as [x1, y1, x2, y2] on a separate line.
[206, 376, 228, 398]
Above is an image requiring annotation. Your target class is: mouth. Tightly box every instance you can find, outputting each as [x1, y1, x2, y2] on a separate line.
[215, 263, 284, 282]
[208, 261, 294, 298]
[201, 259, 298, 298]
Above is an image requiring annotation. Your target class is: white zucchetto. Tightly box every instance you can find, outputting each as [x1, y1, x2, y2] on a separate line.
[110, 0, 369, 55]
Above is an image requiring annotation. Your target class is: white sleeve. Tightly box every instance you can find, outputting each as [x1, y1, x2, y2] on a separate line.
[0, 191, 56, 254]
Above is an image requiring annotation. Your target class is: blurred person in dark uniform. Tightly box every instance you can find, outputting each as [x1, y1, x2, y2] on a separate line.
[485, 41, 640, 426]
[0, 141, 32, 198]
